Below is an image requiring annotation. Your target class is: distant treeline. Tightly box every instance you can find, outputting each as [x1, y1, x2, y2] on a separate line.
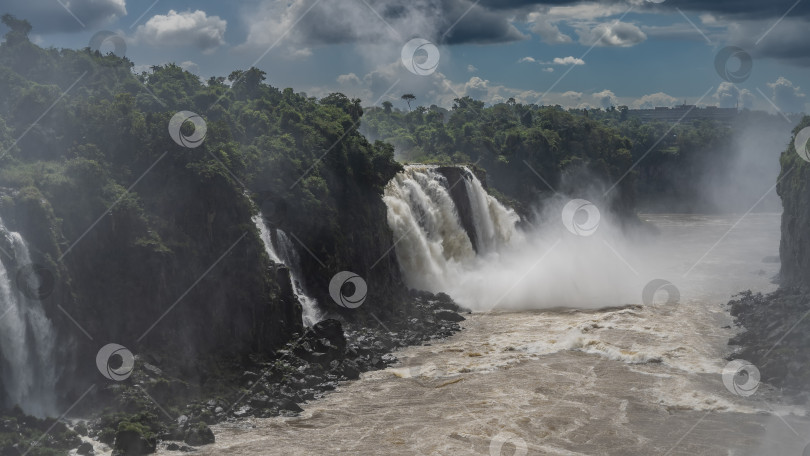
[361, 99, 795, 213]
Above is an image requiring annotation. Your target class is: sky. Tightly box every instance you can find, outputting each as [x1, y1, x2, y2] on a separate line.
[1, 0, 807, 113]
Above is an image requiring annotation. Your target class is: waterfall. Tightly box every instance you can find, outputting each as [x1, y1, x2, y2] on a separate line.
[252, 214, 322, 327]
[382, 165, 519, 293]
[383, 165, 645, 311]
[253, 214, 282, 264]
[0, 218, 58, 417]
[460, 167, 518, 253]
[274, 230, 323, 327]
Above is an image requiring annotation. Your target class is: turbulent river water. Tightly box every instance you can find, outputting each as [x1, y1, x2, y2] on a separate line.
[160, 212, 810, 456]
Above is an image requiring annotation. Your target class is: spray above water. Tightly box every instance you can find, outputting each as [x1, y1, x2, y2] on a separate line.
[383, 165, 646, 311]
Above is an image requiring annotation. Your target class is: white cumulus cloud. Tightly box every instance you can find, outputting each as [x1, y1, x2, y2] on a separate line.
[713, 82, 753, 109]
[577, 21, 647, 47]
[134, 10, 226, 53]
[632, 92, 679, 109]
[767, 77, 806, 113]
[553, 56, 585, 65]
[593, 89, 618, 108]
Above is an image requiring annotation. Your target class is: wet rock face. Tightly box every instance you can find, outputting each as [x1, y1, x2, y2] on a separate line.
[776, 120, 810, 290]
[436, 166, 480, 253]
[728, 118, 810, 398]
[183, 423, 215, 446]
[114, 428, 156, 455]
[777, 153, 810, 290]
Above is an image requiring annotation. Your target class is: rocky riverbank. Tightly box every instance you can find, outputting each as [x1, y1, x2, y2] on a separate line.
[728, 288, 810, 402]
[2, 291, 466, 455]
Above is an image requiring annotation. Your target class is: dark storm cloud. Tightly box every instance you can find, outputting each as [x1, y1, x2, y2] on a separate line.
[479, 0, 810, 18]
[662, 0, 810, 19]
[264, 0, 526, 46]
[436, 1, 527, 44]
[284, 0, 810, 47]
[1, 0, 126, 33]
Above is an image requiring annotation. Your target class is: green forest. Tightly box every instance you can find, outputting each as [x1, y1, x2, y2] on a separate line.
[0, 12, 803, 456]
[362, 97, 793, 214]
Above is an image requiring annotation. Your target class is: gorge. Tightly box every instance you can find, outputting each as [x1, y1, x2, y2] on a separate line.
[0, 19, 808, 455]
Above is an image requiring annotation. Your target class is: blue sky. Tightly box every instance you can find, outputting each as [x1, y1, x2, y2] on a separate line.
[2, 0, 807, 113]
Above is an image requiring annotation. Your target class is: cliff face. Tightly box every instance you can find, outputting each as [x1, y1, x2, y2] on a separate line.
[0, 167, 306, 407]
[776, 118, 810, 289]
[435, 166, 483, 252]
[0, 37, 409, 413]
[727, 117, 810, 393]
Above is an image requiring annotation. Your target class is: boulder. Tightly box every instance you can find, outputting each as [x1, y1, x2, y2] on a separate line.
[433, 309, 465, 322]
[183, 424, 215, 446]
[114, 428, 156, 455]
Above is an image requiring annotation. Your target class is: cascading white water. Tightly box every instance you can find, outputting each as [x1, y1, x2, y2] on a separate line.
[383, 165, 642, 310]
[460, 166, 519, 253]
[253, 213, 282, 264]
[0, 218, 58, 417]
[274, 230, 323, 327]
[252, 214, 322, 327]
[383, 165, 519, 294]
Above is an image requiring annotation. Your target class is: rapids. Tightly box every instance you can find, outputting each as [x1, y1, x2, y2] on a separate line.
[160, 209, 807, 455]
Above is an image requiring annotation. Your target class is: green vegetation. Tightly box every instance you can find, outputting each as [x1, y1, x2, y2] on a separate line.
[0, 12, 799, 453]
[362, 99, 791, 214]
[0, 13, 404, 361]
[0, 407, 81, 456]
[362, 97, 637, 217]
[0, 15, 406, 453]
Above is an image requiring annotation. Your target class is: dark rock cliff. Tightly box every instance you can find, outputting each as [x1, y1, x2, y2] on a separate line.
[776, 118, 810, 290]
[436, 166, 482, 252]
[728, 117, 810, 396]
